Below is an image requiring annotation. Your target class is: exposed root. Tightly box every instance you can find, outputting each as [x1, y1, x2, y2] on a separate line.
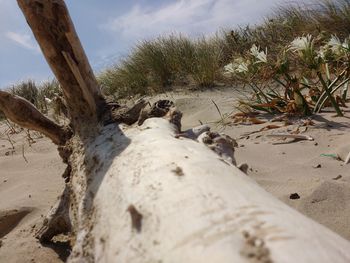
[138, 100, 175, 125]
[110, 99, 148, 125]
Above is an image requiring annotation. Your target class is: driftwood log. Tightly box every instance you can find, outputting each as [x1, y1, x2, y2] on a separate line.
[0, 0, 349, 262]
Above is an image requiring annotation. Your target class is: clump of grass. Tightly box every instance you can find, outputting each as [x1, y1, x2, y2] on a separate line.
[133, 39, 174, 88]
[98, 34, 222, 98]
[9, 80, 38, 105]
[98, 60, 148, 98]
[99, 35, 195, 98]
[191, 38, 222, 87]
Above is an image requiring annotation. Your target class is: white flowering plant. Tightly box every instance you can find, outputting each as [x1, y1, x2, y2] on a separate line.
[224, 34, 350, 116]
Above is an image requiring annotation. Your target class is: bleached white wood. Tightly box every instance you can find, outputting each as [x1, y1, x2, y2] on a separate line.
[67, 118, 350, 263]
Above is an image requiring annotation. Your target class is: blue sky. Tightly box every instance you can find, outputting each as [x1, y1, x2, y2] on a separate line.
[0, 0, 308, 88]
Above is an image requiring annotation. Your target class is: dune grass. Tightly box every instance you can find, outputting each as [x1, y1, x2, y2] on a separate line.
[98, 35, 222, 98]
[96, 0, 350, 99]
[9, 80, 38, 105]
[98, 35, 222, 97]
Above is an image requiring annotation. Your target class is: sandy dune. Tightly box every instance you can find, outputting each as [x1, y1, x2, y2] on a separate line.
[0, 87, 349, 262]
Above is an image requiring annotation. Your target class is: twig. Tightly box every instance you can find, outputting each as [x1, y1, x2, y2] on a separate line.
[241, 124, 284, 136]
[5, 119, 17, 134]
[22, 145, 28, 163]
[266, 133, 314, 141]
[6, 133, 15, 149]
[211, 100, 224, 123]
[26, 129, 35, 146]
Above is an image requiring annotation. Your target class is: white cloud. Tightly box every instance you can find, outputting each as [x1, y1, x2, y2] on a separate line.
[5, 31, 40, 52]
[103, 0, 305, 41]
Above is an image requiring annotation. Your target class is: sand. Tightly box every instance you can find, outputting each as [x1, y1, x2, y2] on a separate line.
[1, 86, 350, 262]
[0, 122, 67, 262]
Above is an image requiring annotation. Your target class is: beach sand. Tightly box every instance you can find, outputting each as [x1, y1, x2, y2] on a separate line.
[1, 87, 349, 262]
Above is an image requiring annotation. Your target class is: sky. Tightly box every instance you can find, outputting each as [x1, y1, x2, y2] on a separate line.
[0, 0, 310, 88]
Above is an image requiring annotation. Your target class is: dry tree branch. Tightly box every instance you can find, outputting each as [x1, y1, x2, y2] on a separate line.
[26, 129, 35, 146]
[0, 91, 71, 145]
[6, 133, 15, 150]
[17, 0, 109, 133]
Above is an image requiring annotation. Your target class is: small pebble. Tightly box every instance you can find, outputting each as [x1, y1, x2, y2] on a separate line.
[28, 194, 32, 198]
[314, 142, 318, 146]
[333, 175, 342, 180]
[289, 193, 300, 200]
[313, 164, 322, 168]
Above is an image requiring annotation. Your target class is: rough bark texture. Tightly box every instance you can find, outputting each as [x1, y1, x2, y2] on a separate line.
[17, 0, 108, 134]
[0, 90, 70, 145]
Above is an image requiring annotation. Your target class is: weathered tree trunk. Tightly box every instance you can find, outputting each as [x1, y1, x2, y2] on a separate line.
[0, 0, 349, 262]
[65, 117, 350, 263]
[17, 0, 108, 135]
